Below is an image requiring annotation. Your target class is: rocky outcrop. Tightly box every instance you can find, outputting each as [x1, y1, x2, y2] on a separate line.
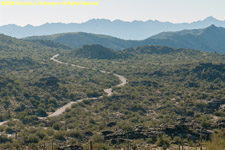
[104, 126, 149, 141]
[217, 119, 225, 128]
[84, 131, 93, 136]
[107, 122, 116, 127]
[207, 99, 225, 113]
[58, 145, 83, 150]
[103, 119, 212, 143]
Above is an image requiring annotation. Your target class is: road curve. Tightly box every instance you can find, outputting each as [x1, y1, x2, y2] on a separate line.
[0, 120, 9, 126]
[0, 55, 128, 124]
[0, 119, 19, 126]
[47, 54, 128, 117]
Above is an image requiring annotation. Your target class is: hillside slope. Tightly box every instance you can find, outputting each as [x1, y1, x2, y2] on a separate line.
[73, 44, 128, 59]
[143, 25, 225, 53]
[25, 32, 137, 50]
[25, 25, 225, 53]
[1, 36, 225, 149]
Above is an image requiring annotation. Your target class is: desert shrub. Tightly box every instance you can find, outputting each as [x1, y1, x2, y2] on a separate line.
[156, 134, 171, 150]
[54, 131, 66, 141]
[92, 135, 104, 143]
[25, 134, 39, 144]
[67, 130, 82, 139]
[146, 138, 155, 144]
[203, 130, 225, 150]
[52, 123, 61, 130]
[93, 143, 110, 150]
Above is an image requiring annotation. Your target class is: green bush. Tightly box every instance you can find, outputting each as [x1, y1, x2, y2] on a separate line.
[203, 130, 225, 150]
[92, 135, 104, 143]
[67, 130, 82, 139]
[156, 134, 171, 150]
[54, 131, 66, 141]
[25, 134, 39, 144]
[52, 123, 61, 130]
[146, 138, 155, 144]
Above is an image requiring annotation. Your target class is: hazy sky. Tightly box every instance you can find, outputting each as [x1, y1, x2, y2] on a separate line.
[0, 0, 225, 26]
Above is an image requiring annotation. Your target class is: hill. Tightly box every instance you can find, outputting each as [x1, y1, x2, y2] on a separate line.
[27, 39, 73, 50]
[123, 45, 184, 55]
[25, 32, 136, 50]
[143, 25, 225, 53]
[73, 44, 128, 59]
[1, 16, 225, 40]
[0, 34, 65, 60]
[26, 25, 225, 53]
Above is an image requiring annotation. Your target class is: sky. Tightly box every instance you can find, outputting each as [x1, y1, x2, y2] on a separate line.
[0, 0, 225, 26]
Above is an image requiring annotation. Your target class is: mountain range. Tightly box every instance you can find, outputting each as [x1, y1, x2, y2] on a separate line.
[25, 25, 225, 53]
[1, 16, 225, 40]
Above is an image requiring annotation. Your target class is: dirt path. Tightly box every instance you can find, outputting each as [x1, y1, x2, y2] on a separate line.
[0, 120, 9, 126]
[1, 54, 128, 123]
[0, 119, 19, 126]
[47, 54, 128, 117]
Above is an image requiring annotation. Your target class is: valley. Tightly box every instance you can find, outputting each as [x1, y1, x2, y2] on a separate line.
[1, 0, 225, 149]
[0, 31, 224, 149]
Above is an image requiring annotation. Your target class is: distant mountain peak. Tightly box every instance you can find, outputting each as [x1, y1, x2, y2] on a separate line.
[204, 16, 217, 21]
[208, 24, 217, 28]
[86, 18, 112, 23]
[24, 24, 33, 28]
[205, 24, 219, 31]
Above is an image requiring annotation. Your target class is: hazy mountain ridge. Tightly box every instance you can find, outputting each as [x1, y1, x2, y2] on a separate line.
[1, 16, 225, 40]
[26, 32, 137, 50]
[25, 25, 225, 53]
[143, 25, 225, 53]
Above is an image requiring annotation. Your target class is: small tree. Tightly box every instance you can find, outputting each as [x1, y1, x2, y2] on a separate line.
[156, 134, 171, 150]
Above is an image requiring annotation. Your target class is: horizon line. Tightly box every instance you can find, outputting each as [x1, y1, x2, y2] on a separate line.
[1, 16, 224, 27]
